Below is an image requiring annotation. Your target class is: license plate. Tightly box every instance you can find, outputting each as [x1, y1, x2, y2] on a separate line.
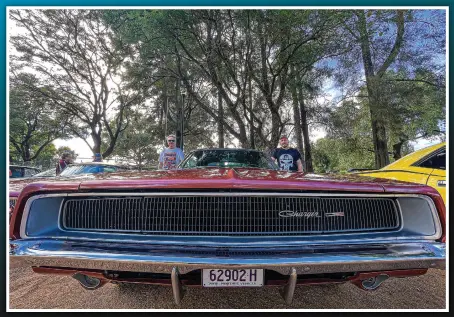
[202, 269, 264, 287]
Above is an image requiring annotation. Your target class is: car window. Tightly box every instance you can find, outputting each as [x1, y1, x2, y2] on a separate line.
[183, 154, 199, 168]
[10, 167, 23, 178]
[24, 168, 39, 177]
[180, 150, 278, 170]
[60, 164, 122, 176]
[418, 149, 446, 170]
[103, 166, 118, 173]
[33, 168, 56, 177]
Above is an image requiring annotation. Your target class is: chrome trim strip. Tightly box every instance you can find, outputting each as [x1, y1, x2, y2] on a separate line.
[63, 192, 435, 198]
[18, 193, 442, 241]
[10, 240, 445, 275]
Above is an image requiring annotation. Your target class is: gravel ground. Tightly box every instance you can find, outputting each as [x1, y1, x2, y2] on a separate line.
[9, 263, 446, 310]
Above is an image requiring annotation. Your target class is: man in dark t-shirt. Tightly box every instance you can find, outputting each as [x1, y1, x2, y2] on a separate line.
[272, 135, 303, 172]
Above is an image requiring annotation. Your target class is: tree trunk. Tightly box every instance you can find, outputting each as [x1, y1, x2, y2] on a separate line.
[92, 127, 102, 156]
[248, 77, 255, 149]
[290, 68, 304, 156]
[175, 79, 182, 149]
[217, 90, 224, 148]
[393, 142, 403, 161]
[356, 10, 404, 168]
[367, 80, 390, 168]
[392, 135, 409, 161]
[300, 100, 313, 173]
[294, 70, 313, 173]
[271, 109, 281, 148]
[24, 145, 31, 162]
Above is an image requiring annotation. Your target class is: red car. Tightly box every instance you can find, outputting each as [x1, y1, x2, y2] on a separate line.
[9, 149, 445, 305]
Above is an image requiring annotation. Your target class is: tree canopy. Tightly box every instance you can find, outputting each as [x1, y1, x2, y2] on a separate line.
[9, 9, 446, 170]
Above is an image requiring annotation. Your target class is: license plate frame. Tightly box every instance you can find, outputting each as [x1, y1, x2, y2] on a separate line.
[202, 269, 264, 287]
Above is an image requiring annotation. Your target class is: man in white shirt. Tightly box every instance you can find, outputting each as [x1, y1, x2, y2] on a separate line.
[158, 134, 185, 170]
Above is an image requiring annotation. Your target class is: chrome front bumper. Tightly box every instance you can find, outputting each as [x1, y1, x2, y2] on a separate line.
[9, 239, 445, 275]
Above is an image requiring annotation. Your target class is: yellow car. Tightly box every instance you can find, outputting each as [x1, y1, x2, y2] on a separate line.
[355, 142, 446, 204]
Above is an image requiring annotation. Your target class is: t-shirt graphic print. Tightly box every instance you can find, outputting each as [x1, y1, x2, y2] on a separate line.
[159, 148, 184, 170]
[279, 153, 294, 171]
[272, 148, 302, 172]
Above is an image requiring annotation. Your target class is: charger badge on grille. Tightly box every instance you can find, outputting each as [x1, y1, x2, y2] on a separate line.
[278, 211, 321, 218]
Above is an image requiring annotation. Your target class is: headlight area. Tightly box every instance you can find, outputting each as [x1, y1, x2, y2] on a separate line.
[15, 195, 66, 239]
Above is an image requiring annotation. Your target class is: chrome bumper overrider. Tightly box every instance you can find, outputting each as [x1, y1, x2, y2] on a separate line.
[10, 239, 445, 275]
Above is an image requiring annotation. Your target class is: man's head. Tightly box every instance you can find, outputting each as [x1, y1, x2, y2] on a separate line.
[62, 153, 72, 163]
[166, 134, 176, 149]
[279, 135, 289, 149]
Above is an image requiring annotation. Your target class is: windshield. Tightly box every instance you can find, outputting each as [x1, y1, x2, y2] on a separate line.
[32, 168, 56, 177]
[179, 149, 278, 170]
[60, 164, 121, 176]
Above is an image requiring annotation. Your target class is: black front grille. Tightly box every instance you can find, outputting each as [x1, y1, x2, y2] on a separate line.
[61, 194, 400, 236]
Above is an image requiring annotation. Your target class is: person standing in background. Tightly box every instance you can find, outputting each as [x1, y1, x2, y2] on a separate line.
[92, 153, 103, 162]
[56, 153, 72, 175]
[158, 134, 184, 170]
[272, 135, 304, 172]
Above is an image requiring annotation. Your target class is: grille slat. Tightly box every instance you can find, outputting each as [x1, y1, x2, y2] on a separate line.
[62, 195, 400, 236]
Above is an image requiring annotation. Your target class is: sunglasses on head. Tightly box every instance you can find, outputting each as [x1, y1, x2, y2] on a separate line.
[167, 139, 175, 143]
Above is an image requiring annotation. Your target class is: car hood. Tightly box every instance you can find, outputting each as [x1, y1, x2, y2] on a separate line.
[9, 168, 435, 197]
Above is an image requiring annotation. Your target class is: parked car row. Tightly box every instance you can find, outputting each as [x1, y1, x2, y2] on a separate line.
[8, 146, 446, 305]
[8, 162, 134, 220]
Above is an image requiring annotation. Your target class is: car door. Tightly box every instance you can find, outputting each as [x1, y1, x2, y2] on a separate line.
[421, 149, 446, 204]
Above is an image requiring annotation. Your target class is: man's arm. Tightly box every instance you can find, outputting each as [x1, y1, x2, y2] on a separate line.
[296, 159, 303, 172]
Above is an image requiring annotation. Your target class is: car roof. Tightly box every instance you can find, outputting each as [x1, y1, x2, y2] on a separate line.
[382, 142, 445, 170]
[9, 165, 41, 170]
[68, 162, 130, 168]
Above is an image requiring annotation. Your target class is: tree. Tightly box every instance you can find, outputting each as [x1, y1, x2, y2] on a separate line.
[336, 9, 445, 168]
[9, 9, 154, 158]
[355, 10, 405, 168]
[9, 72, 71, 162]
[379, 69, 445, 159]
[102, 111, 162, 168]
[56, 146, 79, 161]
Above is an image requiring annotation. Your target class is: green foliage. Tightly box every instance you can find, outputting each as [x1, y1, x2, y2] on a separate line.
[9, 72, 72, 162]
[380, 69, 446, 145]
[9, 9, 445, 170]
[34, 143, 57, 162]
[312, 138, 375, 173]
[56, 146, 78, 161]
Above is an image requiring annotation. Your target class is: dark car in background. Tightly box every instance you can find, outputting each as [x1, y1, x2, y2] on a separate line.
[9, 165, 41, 178]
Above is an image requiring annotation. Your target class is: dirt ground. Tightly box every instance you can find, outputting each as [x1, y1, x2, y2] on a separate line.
[8, 262, 446, 309]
